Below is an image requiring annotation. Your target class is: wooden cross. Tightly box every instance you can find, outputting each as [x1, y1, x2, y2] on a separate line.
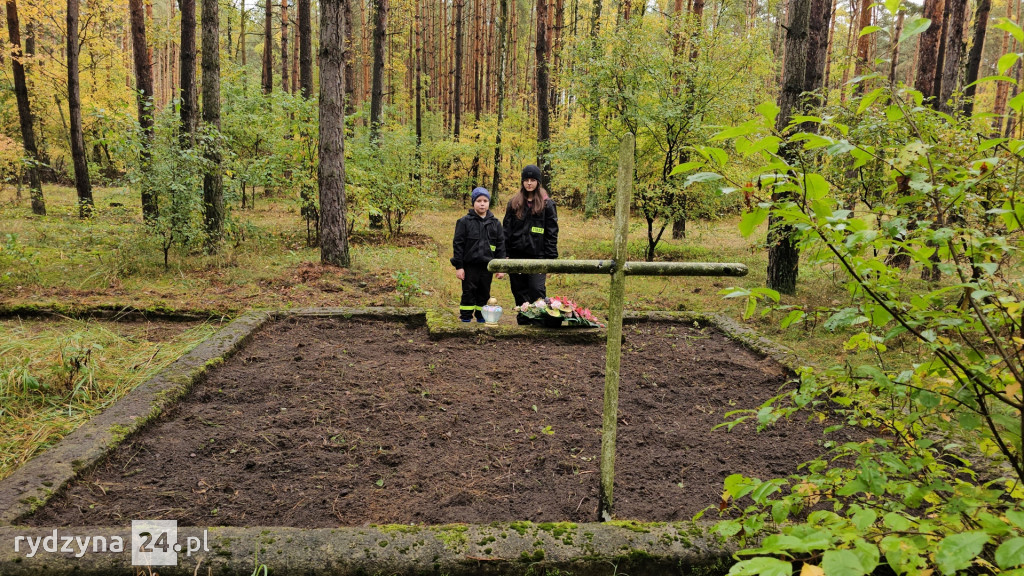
[489, 134, 749, 521]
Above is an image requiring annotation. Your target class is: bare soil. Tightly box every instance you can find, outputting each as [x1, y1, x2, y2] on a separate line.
[29, 318, 857, 527]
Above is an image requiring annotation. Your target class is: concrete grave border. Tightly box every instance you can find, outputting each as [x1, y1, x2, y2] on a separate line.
[0, 307, 798, 575]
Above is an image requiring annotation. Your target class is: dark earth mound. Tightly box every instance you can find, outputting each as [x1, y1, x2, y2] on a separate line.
[29, 318, 856, 527]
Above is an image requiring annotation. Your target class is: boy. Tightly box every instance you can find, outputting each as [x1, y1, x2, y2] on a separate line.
[451, 187, 506, 322]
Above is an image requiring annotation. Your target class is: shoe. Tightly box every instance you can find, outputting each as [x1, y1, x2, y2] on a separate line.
[516, 314, 533, 325]
[460, 317, 472, 323]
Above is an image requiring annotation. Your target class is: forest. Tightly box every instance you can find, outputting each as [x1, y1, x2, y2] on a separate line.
[2, 0, 1024, 573]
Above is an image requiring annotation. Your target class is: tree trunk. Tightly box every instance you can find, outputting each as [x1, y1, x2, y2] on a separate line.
[262, 0, 273, 93]
[805, 0, 830, 95]
[291, 9, 299, 93]
[767, 0, 811, 295]
[491, 0, 509, 197]
[239, 1, 246, 64]
[344, 0, 355, 117]
[453, 0, 465, 141]
[369, 0, 387, 144]
[67, 0, 92, 217]
[415, 0, 423, 149]
[889, 10, 904, 86]
[583, 0, 601, 218]
[202, 0, 223, 248]
[299, 0, 312, 98]
[281, 0, 289, 92]
[914, 0, 946, 105]
[852, 0, 871, 95]
[993, 0, 1011, 132]
[180, 0, 198, 145]
[962, 0, 990, 115]
[536, 0, 552, 187]
[320, 0, 351, 267]
[938, 0, 967, 112]
[6, 0, 45, 215]
[129, 0, 156, 220]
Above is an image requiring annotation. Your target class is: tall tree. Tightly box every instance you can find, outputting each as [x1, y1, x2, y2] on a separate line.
[853, 0, 871, 95]
[767, 0, 811, 295]
[583, 0, 601, 217]
[369, 0, 388, 144]
[344, 0, 356, 118]
[492, 0, 509, 196]
[6, 0, 45, 215]
[320, 0, 351, 266]
[129, 0, 156, 220]
[180, 0, 198, 144]
[281, 0, 289, 91]
[415, 0, 423, 148]
[262, 0, 274, 93]
[535, 0, 552, 186]
[452, 0, 465, 141]
[299, 0, 312, 97]
[914, 0, 947, 105]
[938, 0, 968, 112]
[962, 0, 990, 115]
[202, 0, 224, 247]
[66, 0, 92, 217]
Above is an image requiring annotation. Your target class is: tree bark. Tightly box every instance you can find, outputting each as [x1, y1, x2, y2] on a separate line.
[914, 0, 946, 105]
[938, 0, 968, 112]
[369, 0, 387, 144]
[299, 0, 312, 98]
[344, 0, 356, 117]
[6, 0, 45, 215]
[281, 0, 289, 92]
[805, 0, 830, 94]
[179, 0, 198, 145]
[202, 0, 223, 248]
[262, 0, 273, 93]
[962, 0, 989, 115]
[767, 0, 811, 295]
[129, 0, 156, 220]
[852, 0, 871, 95]
[491, 0, 509, 197]
[453, 0, 465, 141]
[66, 0, 92, 217]
[320, 0, 351, 267]
[415, 0, 423, 149]
[889, 10, 904, 86]
[535, 0, 552, 187]
[583, 0, 601, 218]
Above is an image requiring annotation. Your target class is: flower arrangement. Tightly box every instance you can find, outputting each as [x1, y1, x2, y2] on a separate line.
[517, 297, 604, 328]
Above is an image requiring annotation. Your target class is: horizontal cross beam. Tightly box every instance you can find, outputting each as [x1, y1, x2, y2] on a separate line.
[488, 259, 749, 277]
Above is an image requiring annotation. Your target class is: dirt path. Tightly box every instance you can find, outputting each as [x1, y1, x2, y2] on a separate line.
[29, 318, 855, 527]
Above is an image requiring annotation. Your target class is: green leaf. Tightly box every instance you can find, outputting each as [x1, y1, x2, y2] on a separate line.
[684, 172, 724, 187]
[858, 88, 888, 114]
[756, 101, 780, 124]
[997, 538, 1024, 569]
[669, 161, 704, 176]
[1010, 91, 1024, 114]
[781, 310, 805, 329]
[882, 512, 912, 531]
[822, 549, 870, 576]
[859, 25, 882, 37]
[811, 198, 833, 220]
[996, 18, 1024, 45]
[999, 53, 1021, 76]
[851, 506, 878, 531]
[729, 557, 793, 576]
[899, 17, 931, 43]
[935, 532, 989, 575]
[739, 209, 769, 237]
[713, 121, 760, 141]
[805, 173, 829, 201]
[884, 105, 905, 121]
[1006, 510, 1024, 530]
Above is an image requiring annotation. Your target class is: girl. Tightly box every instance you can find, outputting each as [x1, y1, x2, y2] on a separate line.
[502, 165, 559, 324]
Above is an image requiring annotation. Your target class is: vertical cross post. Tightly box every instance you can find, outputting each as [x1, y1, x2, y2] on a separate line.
[598, 133, 634, 520]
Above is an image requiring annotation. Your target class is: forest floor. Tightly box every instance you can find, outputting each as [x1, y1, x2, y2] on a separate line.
[27, 317, 862, 527]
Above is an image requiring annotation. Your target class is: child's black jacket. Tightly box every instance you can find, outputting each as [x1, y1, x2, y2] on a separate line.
[451, 210, 506, 268]
[502, 199, 558, 259]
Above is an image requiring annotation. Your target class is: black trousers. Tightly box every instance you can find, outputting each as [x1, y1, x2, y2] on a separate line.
[509, 272, 546, 307]
[459, 266, 492, 320]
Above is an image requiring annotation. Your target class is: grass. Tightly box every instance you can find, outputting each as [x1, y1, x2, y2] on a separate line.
[0, 317, 218, 480]
[0, 182, 926, 480]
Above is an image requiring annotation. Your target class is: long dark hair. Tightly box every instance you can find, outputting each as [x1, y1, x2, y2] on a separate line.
[509, 186, 550, 219]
